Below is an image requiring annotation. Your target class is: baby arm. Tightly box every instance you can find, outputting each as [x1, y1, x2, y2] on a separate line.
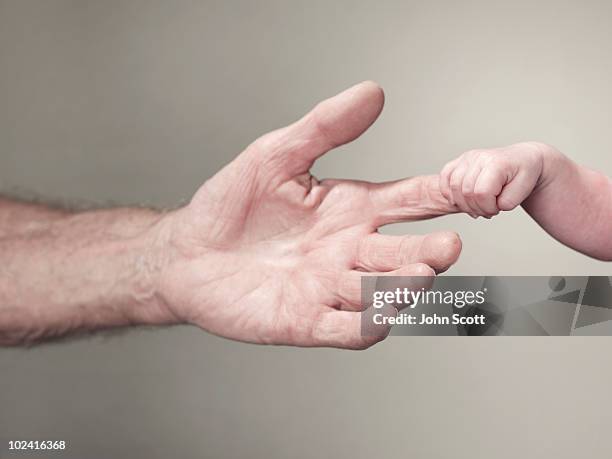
[439, 142, 612, 261]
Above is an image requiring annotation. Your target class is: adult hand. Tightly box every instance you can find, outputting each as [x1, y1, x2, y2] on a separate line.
[156, 82, 461, 349]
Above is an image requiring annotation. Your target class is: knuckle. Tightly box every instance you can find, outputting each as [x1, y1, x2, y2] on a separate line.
[479, 151, 498, 166]
[490, 155, 510, 169]
[462, 185, 474, 197]
[397, 235, 415, 265]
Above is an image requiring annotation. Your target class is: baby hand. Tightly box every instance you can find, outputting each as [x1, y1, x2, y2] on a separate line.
[439, 142, 548, 218]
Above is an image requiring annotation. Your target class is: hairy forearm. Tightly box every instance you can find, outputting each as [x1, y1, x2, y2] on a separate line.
[0, 197, 70, 238]
[523, 146, 612, 261]
[0, 202, 177, 345]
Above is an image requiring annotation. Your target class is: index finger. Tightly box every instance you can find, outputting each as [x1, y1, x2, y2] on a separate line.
[369, 175, 459, 227]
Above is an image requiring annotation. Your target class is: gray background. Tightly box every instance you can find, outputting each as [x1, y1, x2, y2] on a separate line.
[1, 0, 611, 457]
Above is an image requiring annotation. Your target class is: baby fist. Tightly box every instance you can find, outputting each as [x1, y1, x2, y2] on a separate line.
[439, 142, 549, 218]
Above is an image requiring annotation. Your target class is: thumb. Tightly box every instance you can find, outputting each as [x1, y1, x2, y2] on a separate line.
[496, 169, 538, 211]
[371, 175, 460, 227]
[245, 81, 385, 178]
[193, 82, 384, 209]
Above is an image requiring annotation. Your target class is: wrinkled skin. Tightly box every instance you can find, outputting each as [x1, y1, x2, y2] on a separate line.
[157, 82, 462, 349]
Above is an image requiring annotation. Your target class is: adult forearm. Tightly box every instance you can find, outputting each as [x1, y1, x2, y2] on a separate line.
[523, 146, 612, 261]
[0, 198, 69, 238]
[0, 205, 176, 345]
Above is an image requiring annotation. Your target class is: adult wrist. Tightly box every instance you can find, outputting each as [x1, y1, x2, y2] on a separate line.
[135, 209, 184, 326]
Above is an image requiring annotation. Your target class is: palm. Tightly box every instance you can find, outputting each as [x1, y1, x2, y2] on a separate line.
[161, 82, 461, 349]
